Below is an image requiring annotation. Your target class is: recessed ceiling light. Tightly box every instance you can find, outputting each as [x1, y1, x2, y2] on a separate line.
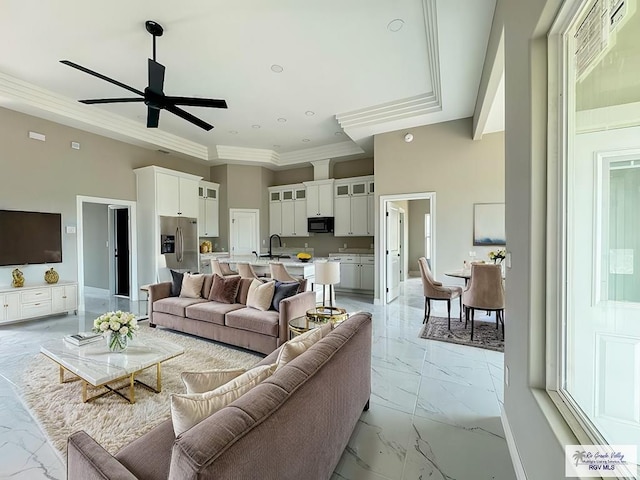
[270, 64, 284, 73]
[302, 138, 311, 142]
[252, 125, 261, 129]
[305, 111, 315, 116]
[229, 130, 238, 134]
[277, 118, 287, 122]
[335, 131, 344, 136]
[387, 19, 405, 32]
[273, 144, 281, 148]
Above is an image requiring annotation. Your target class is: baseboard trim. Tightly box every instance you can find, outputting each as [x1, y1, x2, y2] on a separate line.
[501, 405, 527, 480]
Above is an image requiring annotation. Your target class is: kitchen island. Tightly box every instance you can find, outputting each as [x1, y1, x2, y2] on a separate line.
[220, 256, 322, 302]
[219, 255, 317, 281]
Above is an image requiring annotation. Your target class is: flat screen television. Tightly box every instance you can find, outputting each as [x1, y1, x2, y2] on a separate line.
[0, 210, 63, 266]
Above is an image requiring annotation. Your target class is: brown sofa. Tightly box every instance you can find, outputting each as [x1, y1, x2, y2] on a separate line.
[67, 312, 372, 480]
[148, 275, 316, 354]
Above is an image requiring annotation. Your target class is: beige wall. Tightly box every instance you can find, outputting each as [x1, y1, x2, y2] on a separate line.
[272, 165, 313, 186]
[333, 157, 374, 178]
[211, 164, 274, 251]
[375, 118, 505, 288]
[0, 107, 209, 283]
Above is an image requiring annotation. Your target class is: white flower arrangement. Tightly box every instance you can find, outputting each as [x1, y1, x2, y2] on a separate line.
[93, 311, 139, 339]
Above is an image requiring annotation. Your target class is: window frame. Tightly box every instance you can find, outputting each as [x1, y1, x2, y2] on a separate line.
[545, 0, 634, 447]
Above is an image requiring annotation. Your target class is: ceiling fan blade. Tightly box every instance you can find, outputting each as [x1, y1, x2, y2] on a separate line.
[164, 96, 227, 109]
[79, 98, 145, 105]
[60, 60, 144, 97]
[148, 59, 165, 94]
[147, 107, 160, 128]
[165, 105, 214, 131]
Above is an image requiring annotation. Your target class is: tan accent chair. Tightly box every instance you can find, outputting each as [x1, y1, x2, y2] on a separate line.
[418, 257, 463, 329]
[462, 263, 505, 340]
[237, 262, 260, 279]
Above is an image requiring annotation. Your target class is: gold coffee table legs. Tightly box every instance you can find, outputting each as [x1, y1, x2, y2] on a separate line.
[58, 363, 163, 404]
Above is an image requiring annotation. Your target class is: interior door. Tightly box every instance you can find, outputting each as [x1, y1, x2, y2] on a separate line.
[386, 203, 401, 302]
[114, 208, 129, 297]
[230, 209, 259, 255]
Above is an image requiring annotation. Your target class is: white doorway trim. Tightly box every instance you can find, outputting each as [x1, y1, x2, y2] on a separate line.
[76, 195, 138, 312]
[377, 192, 436, 305]
[229, 208, 260, 255]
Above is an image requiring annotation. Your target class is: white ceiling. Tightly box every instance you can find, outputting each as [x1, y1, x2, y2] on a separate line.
[0, 0, 500, 168]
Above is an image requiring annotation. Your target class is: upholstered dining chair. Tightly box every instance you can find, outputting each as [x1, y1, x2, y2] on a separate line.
[210, 258, 237, 277]
[418, 257, 463, 330]
[270, 262, 308, 291]
[462, 263, 505, 340]
[236, 262, 260, 279]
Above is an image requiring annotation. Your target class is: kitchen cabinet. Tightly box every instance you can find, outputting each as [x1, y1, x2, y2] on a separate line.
[303, 179, 334, 217]
[329, 254, 375, 292]
[134, 166, 204, 286]
[156, 172, 199, 218]
[198, 181, 220, 237]
[333, 176, 374, 236]
[269, 184, 308, 236]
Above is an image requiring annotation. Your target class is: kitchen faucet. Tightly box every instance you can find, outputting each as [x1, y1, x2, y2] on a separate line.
[268, 234, 282, 259]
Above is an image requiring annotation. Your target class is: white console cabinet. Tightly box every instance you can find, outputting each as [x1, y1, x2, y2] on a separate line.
[0, 281, 77, 325]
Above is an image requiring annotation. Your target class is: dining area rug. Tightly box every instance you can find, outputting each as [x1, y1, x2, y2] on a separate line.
[419, 315, 504, 352]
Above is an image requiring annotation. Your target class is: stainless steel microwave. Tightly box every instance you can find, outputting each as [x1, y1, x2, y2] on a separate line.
[307, 217, 334, 233]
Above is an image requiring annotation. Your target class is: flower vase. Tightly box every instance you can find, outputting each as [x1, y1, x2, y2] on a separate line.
[107, 332, 128, 352]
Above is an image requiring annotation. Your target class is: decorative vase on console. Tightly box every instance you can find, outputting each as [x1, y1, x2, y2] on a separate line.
[11, 268, 24, 288]
[44, 268, 59, 284]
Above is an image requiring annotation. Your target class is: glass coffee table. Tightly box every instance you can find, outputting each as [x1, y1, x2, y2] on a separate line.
[40, 337, 184, 403]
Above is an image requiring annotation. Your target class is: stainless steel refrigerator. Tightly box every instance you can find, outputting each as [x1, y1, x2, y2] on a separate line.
[159, 216, 199, 273]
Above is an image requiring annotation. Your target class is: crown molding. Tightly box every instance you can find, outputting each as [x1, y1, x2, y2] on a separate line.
[278, 141, 363, 165]
[336, 0, 442, 141]
[0, 72, 209, 159]
[213, 145, 279, 164]
[212, 140, 363, 168]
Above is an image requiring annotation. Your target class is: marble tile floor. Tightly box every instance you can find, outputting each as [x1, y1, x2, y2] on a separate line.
[0, 278, 515, 479]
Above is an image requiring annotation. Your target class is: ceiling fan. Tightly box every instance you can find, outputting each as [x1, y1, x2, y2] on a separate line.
[60, 20, 227, 131]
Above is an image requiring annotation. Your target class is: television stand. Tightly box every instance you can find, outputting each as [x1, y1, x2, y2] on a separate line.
[0, 281, 77, 325]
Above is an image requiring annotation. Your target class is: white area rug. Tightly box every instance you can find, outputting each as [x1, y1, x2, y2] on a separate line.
[20, 325, 262, 457]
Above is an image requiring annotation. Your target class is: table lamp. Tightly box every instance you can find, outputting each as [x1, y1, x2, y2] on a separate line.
[314, 260, 340, 309]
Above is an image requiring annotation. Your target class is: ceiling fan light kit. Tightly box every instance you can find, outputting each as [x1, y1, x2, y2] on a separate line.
[60, 20, 227, 131]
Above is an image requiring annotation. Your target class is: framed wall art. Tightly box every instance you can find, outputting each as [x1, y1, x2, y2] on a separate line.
[473, 203, 505, 246]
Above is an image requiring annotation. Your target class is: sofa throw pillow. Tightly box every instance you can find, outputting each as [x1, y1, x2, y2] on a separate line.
[181, 368, 247, 394]
[246, 279, 276, 311]
[180, 273, 205, 298]
[208, 274, 241, 304]
[171, 363, 277, 436]
[170, 270, 184, 297]
[271, 281, 300, 312]
[275, 327, 323, 370]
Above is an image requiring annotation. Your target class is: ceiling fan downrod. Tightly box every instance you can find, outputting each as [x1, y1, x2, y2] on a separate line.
[145, 20, 164, 62]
